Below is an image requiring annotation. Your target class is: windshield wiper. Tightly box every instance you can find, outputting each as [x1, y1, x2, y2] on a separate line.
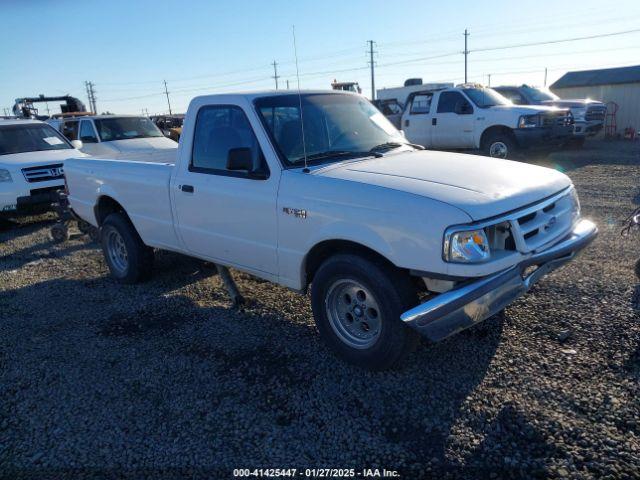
[296, 150, 383, 163]
[369, 142, 424, 152]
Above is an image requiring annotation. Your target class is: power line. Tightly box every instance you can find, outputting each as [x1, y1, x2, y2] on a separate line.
[472, 27, 640, 53]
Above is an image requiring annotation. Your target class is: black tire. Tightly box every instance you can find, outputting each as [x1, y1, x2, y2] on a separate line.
[100, 213, 154, 284]
[310, 253, 420, 370]
[50, 224, 68, 243]
[483, 131, 517, 159]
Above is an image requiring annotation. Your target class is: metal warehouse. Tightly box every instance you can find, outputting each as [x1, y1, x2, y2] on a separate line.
[550, 65, 640, 135]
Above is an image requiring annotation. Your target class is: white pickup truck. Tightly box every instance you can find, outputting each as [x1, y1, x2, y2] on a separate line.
[400, 85, 574, 158]
[65, 90, 597, 370]
[0, 119, 84, 217]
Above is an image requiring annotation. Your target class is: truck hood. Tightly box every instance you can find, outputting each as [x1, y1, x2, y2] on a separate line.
[0, 149, 86, 168]
[107, 136, 178, 152]
[541, 99, 605, 108]
[314, 150, 571, 221]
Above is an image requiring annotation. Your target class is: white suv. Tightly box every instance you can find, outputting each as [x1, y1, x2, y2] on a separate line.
[0, 119, 84, 217]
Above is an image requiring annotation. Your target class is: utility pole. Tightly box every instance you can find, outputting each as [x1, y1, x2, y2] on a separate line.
[88, 82, 97, 113]
[163, 80, 172, 115]
[286, 79, 290, 90]
[85, 81, 92, 112]
[271, 61, 280, 90]
[463, 29, 470, 83]
[487, 74, 491, 87]
[544, 68, 548, 87]
[367, 40, 376, 100]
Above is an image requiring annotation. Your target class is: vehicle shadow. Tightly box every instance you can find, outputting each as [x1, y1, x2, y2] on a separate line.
[0, 244, 530, 477]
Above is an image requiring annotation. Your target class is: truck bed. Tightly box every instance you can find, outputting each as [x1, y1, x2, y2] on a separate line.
[64, 156, 180, 251]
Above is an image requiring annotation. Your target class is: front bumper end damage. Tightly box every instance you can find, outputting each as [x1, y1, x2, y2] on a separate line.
[401, 219, 598, 342]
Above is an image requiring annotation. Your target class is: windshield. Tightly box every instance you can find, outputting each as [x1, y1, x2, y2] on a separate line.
[255, 93, 407, 166]
[521, 86, 559, 102]
[0, 123, 72, 156]
[463, 88, 512, 108]
[94, 117, 163, 141]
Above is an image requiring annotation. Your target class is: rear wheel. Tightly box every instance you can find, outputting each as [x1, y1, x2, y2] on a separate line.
[101, 213, 154, 284]
[311, 254, 419, 370]
[483, 131, 517, 159]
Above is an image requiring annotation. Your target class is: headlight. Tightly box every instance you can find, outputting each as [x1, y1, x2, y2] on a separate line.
[518, 114, 540, 128]
[445, 229, 491, 263]
[0, 169, 12, 183]
[570, 188, 581, 221]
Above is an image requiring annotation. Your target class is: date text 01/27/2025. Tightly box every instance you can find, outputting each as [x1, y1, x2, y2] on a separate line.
[232, 468, 401, 478]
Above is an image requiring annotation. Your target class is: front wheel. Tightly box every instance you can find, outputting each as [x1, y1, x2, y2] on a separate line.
[483, 132, 517, 159]
[311, 254, 419, 370]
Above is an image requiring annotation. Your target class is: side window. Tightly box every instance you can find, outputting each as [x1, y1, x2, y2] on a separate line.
[191, 105, 266, 177]
[437, 92, 471, 114]
[79, 121, 98, 143]
[410, 94, 433, 114]
[61, 121, 79, 141]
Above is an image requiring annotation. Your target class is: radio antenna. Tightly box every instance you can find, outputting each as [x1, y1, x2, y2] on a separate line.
[292, 25, 309, 172]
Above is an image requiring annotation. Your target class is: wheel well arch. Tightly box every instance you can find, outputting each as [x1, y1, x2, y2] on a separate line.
[303, 239, 404, 290]
[94, 196, 130, 226]
[480, 125, 516, 149]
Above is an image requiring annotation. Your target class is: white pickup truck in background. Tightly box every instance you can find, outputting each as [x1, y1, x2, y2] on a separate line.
[493, 85, 607, 146]
[399, 85, 574, 158]
[53, 115, 177, 160]
[65, 90, 597, 370]
[0, 119, 84, 217]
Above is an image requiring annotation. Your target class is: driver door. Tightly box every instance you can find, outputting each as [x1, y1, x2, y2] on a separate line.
[401, 92, 434, 148]
[431, 91, 475, 149]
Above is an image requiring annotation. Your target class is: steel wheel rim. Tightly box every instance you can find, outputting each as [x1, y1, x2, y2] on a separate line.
[106, 228, 128, 275]
[489, 141, 508, 158]
[325, 279, 382, 349]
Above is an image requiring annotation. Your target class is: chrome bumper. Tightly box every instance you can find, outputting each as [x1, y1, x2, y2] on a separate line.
[401, 219, 598, 342]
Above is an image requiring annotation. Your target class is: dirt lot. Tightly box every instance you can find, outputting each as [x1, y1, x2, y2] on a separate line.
[1, 140, 639, 479]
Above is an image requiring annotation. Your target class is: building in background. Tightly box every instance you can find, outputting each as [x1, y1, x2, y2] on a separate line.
[550, 65, 640, 136]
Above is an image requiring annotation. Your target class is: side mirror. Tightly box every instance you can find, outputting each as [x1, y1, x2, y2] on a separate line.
[227, 147, 268, 179]
[227, 147, 253, 171]
[455, 101, 473, 115]
[71, 140, 83, 150]
[80, 136, 97, 144]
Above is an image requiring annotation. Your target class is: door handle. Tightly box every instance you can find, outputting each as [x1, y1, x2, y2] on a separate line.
[404, 119, 410, 127]
[432, 118, 437, 126]
[180, 184, 194, 193]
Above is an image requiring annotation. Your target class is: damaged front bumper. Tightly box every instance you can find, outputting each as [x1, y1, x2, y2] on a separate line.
[401, 219, 598, 342]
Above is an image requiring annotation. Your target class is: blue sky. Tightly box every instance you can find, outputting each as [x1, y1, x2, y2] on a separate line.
[2, 0, 640, 115]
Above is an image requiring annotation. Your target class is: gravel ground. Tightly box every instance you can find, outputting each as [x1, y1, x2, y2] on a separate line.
[1, 140, 639, 479]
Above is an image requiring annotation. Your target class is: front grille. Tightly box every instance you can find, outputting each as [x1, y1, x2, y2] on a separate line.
[21, 163, 64, 183]
[541, 111, 573, 127]
[511, 190, 578, 252]
[585, 106, 606, 121]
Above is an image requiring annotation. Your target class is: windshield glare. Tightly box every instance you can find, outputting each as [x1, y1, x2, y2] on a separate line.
[522, 86, 559, 102]
[94, 117, 163, 141]
[0, 123, 72, 155]
[255, 93, 406, 166]
[463, 88, 512, 108]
